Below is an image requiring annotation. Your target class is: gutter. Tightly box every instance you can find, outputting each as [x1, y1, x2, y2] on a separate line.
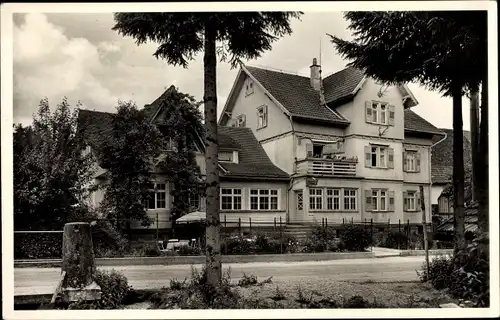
[429, 132, 448, 218]
[288, 112, 297, 224]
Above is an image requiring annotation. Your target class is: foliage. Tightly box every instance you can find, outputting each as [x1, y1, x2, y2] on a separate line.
[177, 245, 203, 256]
[65, 269, 132, 309]
[221, 236, 256, 255]
[155, 86, 204, 222]
[113, 12, 303, 69]
[14, 232, 62, 259]
[97, 101, 164, 230]
[382, 231, 409, 250]
[418, 236, 489, 307]
[340, 225, 372, 252]
[13, 98, 96, 230]
[150, 266, 240, 309]
[329, 11, 486, 94]
[238, 273, 258, 287]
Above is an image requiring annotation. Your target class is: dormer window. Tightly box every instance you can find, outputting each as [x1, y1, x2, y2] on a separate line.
[218, 151, 238, 163]
[245, 78, 254, 96]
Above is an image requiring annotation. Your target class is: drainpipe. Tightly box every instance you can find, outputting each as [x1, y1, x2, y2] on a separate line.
[429, 132, 448, 228]
[287, 112, 297, 225]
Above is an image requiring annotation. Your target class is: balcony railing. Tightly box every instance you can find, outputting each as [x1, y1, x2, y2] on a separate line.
[296, 156, 358, 176]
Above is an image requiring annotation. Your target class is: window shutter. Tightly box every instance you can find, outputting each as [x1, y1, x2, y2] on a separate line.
[416, 152, 421, 172]
[364, 146, 371, 167]
[403, 191, 408, 211]
[365, 101, 373, 123]
[416, 192, 421, 211]
[365, 190, 372, 212]
[388, 191, 395, 212]
[264, 106, 268, 126]
[306, 142, 313, 158]
[403, 151, 408, 172]
[388, 148, 394, 168]
[388, 105, 395, 126]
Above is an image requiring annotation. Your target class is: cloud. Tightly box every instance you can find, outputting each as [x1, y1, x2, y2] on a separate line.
[13, 12, 468, 131]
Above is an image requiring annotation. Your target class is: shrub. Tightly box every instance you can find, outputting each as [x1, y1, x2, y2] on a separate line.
[340, 225, 372, 252]
[382, 231, 409, 250]
[151, 266, 241, 309]
[238, 273, 258, 287]
[419, 236, 490, 308]
[14, 232, 62, 259]
[65, 269, 132, 309]
[221, 236, 255, 255]
[177, 245, 202, 256]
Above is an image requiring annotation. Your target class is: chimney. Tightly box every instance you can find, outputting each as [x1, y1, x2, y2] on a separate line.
[310, 58, 321, 91]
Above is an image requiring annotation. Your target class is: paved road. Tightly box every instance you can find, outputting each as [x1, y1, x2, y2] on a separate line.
[14, 256, 433, 297]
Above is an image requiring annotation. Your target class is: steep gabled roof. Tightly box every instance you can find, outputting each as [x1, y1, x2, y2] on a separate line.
[431, 128, 472, 184]
[199, 126, 289, 180]
[77, 109, 288, 180]
[244, 66, 350, 124]
[404, 109, 443, 135]
[239, 65, 438, 135]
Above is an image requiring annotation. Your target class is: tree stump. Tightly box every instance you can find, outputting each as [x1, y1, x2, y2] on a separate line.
[61, 222, 101, 302]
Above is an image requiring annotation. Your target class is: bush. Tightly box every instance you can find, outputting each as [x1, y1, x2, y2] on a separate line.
[151, 266, 241, 309]
[340, 225, 372, 252]
[65, 269, 132, 309]
[238, 273, 258, 287]
[221, 236, 255, 255]
[382, 231, 409, 250]
[418, 236, 490, 307]
[177, 245, 202, 256]
[14, 232, 62, 259]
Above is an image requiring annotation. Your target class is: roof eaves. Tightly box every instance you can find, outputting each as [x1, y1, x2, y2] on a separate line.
[218, 68, 244, 125]
[291, 114, 351, 127]
[351, 76, 367, 95]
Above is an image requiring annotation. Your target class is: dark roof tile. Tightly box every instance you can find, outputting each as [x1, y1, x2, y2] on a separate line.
[244, 66, 348, 124]
[431, 128, 472, 184]
[404, 109, 443, 135]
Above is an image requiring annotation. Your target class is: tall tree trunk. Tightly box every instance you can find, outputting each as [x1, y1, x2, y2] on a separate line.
[203, 22, 221, 285]
[469, 85, 480, 202]
[452, 82, 466, 260]
[477, 77, 489, 260]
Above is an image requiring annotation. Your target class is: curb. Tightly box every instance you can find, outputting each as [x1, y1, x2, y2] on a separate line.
[15, 251, 375, 268]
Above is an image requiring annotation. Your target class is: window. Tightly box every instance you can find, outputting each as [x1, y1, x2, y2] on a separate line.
[309, 188, 323, 210]
[371, 146, 387, 167]
[296, 191, 303, 211]
[404, 150, 420, 172]
[236, 115, 246, 127]
[366, 145, 394, 168]
[257, 105, 268, 129]
[250, 189, 279, 210]
[404, 191, 421, 212]
[371, 189, 388, 212]
[220, 188, 242, 210]
[365, 101, 395, 125]
[344, 189, 357, 211]
[312, 144, 324, 158]
[438, 196, 451, 214]
[218, 151, 234, 162]
[245, 79, 254, 96]
[371, 102, 387, 124]
[326, 189, 341, 210]
[145, 183, 167, 210]
[189, 193, 200, 210]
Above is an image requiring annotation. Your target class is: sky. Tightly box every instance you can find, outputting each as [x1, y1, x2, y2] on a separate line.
[13, 12, 473, 130]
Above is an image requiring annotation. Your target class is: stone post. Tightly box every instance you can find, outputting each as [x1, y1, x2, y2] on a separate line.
[61, 222, 101, 302]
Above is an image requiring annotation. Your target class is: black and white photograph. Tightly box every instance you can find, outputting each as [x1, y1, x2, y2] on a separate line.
[1, 2, 498, 319]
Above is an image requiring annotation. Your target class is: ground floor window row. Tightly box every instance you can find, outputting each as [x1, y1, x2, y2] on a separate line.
[305, 188, 423, 213]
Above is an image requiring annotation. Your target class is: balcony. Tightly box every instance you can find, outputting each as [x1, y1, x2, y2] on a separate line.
[296, 156, 358, 177]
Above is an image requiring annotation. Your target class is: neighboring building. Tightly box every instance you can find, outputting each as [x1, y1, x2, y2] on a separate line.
[430, 128, 472, 219]
[218, 59, 443, 230]
[77, 91, 289, 234]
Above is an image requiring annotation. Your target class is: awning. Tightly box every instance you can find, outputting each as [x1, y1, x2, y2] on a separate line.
[176, 211, 206, 224]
